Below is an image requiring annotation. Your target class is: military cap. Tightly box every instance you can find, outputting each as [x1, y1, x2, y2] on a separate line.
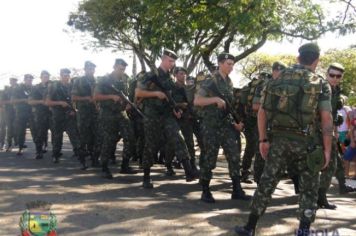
[272, 61, 287, 71]
[114, 58, 128, 67]
[298, 42, 320, 54]
[9, 77, 18, 81]
[60, 68, 71, 75]
[24, 74, 34, 80]
[40, 70, 50, 77]
[163, 49, 178, 60]
[174, 66, 187, 74]
[217, 52, 235, 62]
[328, 62, 345, 73]
[84, 61, 96, 68]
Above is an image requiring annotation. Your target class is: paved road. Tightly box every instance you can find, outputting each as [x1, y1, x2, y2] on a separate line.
[0, 134, 355, 236]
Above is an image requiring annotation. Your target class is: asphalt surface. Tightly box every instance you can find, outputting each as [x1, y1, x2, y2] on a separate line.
[0, 132, 355, 236]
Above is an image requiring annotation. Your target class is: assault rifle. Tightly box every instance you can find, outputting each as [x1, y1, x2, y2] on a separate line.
[143, 73, 181, 113]
[205, 81, 241, 125]
[110, 85, 146, 119]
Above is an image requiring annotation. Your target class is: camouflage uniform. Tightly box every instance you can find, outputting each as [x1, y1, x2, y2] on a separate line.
[12, 83, 36, 151]
[137, 68, 197, 187]
[30, 82, 51, 158]
[71, 75, 101, 166]
[198, 73, 240, 180]
[250, 64, 331, 226]
[318, 85, 347, 207]
[95, 73, 135, 175]
[0, 90, 6, 148]
[165, 81, 197, 173]
[47, 81, 84, 166]
[2, 85, 17, 148]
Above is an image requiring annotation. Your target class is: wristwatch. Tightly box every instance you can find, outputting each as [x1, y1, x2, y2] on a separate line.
[259, 139, 268, 143]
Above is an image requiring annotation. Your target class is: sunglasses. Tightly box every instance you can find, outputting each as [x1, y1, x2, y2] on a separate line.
[328, 73, 342, 79]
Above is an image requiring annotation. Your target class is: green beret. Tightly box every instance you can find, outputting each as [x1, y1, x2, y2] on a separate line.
[298, 43, 320, 54]
[217, 52, 235, 62]
[60, 68, 71, 75]
[115, 58, 128, 66]
[328, 62, 345, 73]
[163, 49, 178, 60]
[174, 66, 187, 74]
[84, 61, 96, 68]
[40, 70, 50, 77]
[24, 74, 34, 80]
[272, 61, 287, 71]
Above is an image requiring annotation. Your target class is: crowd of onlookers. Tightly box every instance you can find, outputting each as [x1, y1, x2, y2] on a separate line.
[338, 101, 356, 179]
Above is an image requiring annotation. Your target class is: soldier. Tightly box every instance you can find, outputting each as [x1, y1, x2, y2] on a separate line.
[46, 68, 87, 169]
[0, 89, 6, 150]
[28, 70, 52, 159]
[194, 52, 250, 203]
[317, 62, 355, 209]
[12, 74, 36, 155]
[94, 58, 136, 179]
[2, 78, 18, 151]
[235, 43, 333, 236]
[135, 49, 198, 188]
[165, 67, 198, 176]
[71, 61, 101, 167]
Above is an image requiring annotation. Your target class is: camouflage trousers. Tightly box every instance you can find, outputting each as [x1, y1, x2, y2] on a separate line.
[250, 135, 319, 223]
[0, 109, 6, 146]
[192, 117, 205, 166]
[77, 109, 102, 159]
[15, 111, 36, 149]
[99, 111, 135, 166]
[200, 120, 241, 181]
[33, 109, 51, 154]
[51, 112, 82, 158]
[319, 137, 345, 190]
[142, 115, 190, 169]
[4, 110, 17, 147]
[131, 117, 145, 161]
[241, 117, 258, 171]
[165, 118, 195, 165]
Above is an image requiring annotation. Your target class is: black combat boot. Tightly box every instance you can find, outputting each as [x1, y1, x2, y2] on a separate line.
[165, 163, 176, 176]
[317, 188, 336, 210]
[339, 184, 356, 194]
[35, 153, 43, 160]
[234, 214, 258, 236]
[143, 168, 153, 189]
[231, 177, 252, 201]
[120, 159, 138, 174]
[241, 170, 253, 184]
[291, 175, 300, 194]
[101, 163, 113, 179]
[182, 159, 198, 182]
[200, 179, 215, 203]
[296, 221, 311, 236]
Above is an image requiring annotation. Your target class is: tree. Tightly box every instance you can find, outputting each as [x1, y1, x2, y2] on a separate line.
[68, 0, 356, 73]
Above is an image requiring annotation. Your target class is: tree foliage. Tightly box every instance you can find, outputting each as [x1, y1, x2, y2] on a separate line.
[68, 0, 356, 73]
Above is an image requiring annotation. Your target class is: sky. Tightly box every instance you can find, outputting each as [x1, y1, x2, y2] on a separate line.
[0, 0, 355, 88]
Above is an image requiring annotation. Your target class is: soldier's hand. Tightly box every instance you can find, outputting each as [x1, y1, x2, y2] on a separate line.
[259, 142, 270, 160]
[233, 122, 244, 131]
[155, 91, 168, 101]
[215, 98, 226, 109]
[61, 102, 69, 108]
[125, 104, 132, 111]
[173, 109, 182, 119]
[111, 95, 121, 103]
[322, 151, 331, 170]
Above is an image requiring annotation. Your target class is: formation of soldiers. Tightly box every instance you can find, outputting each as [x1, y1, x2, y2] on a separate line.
[1, 44, 355, 236]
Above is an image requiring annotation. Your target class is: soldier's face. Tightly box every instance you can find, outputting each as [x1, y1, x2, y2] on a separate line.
[114, 64, 126, 76]
[10, 80, 17, 86]
[85, 66, 95, 76]
[219, 59, 234, 76]
[162, 55, 176, 71]
[327, 68, 343, 87]
[175, 71, 187, 84]
[24, 78, 33, 86]
[60, 73, 70, 84]
[41, 75, 49, 83]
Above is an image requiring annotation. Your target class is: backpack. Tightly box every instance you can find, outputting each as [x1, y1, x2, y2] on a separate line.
[261, 67, 322, 134]
[240, 78, 264, 116]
